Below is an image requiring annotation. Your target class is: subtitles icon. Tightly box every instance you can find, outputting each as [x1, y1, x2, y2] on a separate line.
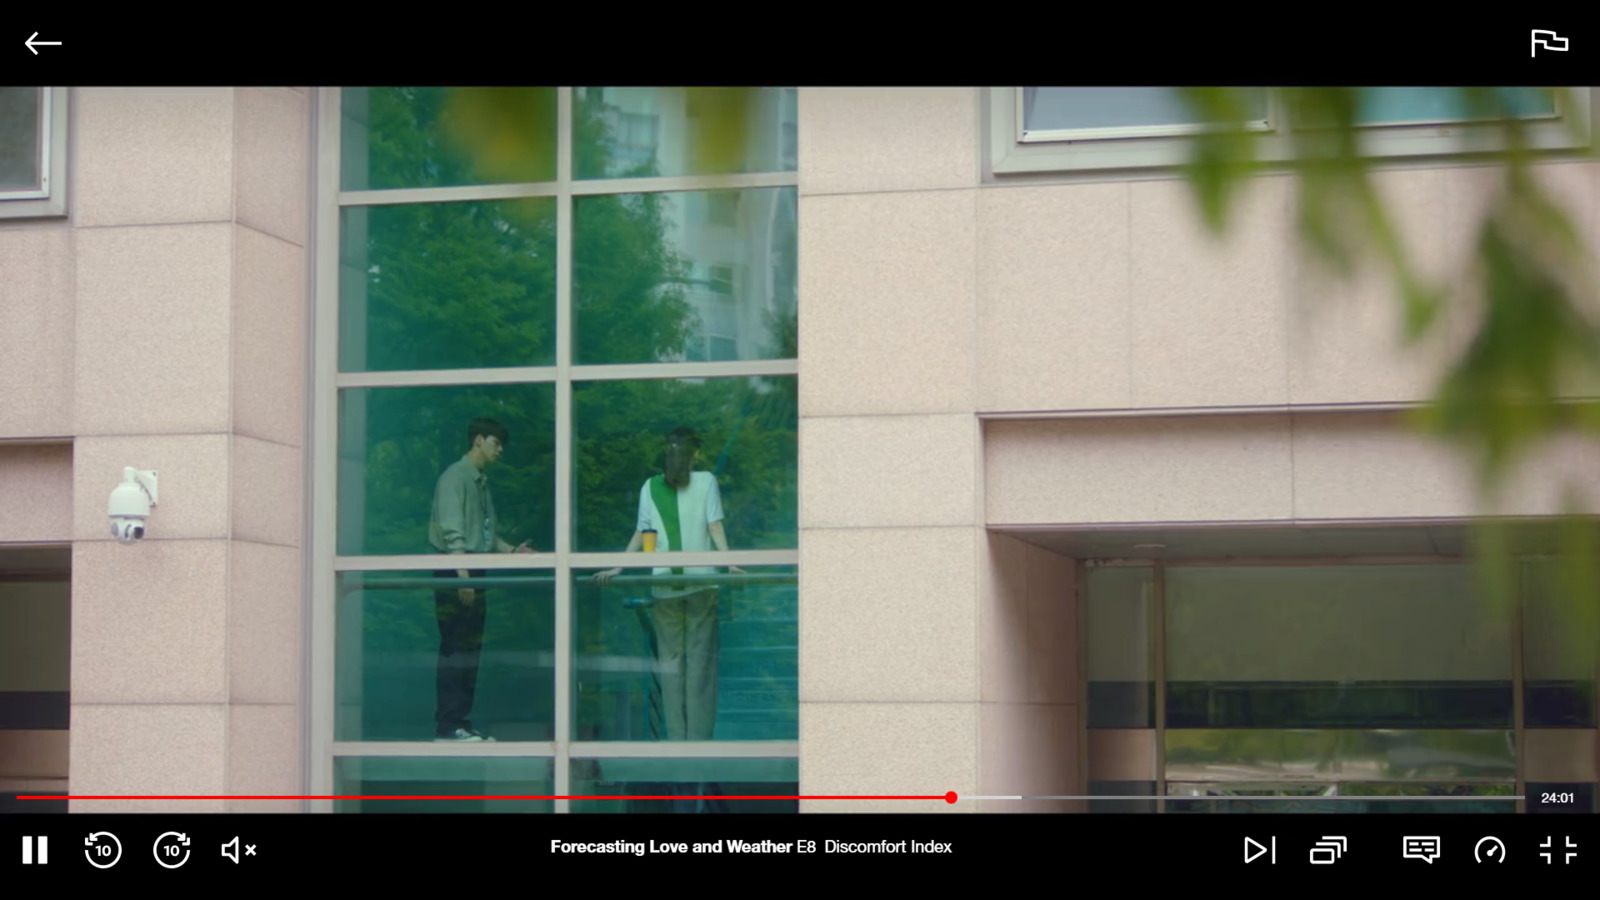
[1310, 836, 1347, 865]
[1531, 29, 1568, 56]
[1403, 836, 1441, 863]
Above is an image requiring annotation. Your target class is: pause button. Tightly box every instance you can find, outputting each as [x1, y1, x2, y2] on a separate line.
[22, 835, 48, 865]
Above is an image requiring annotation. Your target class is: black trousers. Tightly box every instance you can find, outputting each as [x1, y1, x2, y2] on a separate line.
[434, 568, 487, 735]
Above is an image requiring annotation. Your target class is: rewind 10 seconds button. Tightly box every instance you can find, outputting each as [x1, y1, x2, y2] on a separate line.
[85, 832, 122, 869]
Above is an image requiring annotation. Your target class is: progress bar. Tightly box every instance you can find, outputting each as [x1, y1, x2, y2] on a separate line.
[19, 793, 960, 802]
[20, 793, 1525, 802]
[969, 795, 1527, 801]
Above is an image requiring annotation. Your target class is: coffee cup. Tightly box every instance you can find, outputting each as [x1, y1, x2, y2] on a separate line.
[641, 529, 657, 553]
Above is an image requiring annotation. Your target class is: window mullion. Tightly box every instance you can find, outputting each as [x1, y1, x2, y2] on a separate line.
[553, 85, 575, 814]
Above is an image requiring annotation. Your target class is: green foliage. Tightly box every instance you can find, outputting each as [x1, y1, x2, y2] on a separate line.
[1179, 87, 1600, 487]
[1178, 87, 1600, 675]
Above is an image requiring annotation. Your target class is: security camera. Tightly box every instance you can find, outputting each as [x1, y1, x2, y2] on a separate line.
[108, 467, 158, 543]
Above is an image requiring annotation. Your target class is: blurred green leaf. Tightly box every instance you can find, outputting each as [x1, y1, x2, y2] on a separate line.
[442, 88, 558, 184]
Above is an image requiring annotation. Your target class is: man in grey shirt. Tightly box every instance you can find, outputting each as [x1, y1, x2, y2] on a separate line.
[429, 417, 534, 742]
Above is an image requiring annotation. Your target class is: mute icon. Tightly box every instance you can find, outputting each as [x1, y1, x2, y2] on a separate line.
[222, 836, 240, 864]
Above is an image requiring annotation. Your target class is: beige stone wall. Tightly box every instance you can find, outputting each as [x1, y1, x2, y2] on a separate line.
[796, 87, 1599, 811]
[986, 412, 1600, 526]
[0, 88, 310, 812]
[798, 89, 1078, 811]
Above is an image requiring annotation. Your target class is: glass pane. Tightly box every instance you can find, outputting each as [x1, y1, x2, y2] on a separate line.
[1086, 566, 1154, 728]
[575, 88, 796, 179]
[1522, 560, 1598, 727]
[339, 199, 556, 373]
[336, 570, 554, 741]
[1356, 87, 1556, 125]
[1166, 565, 1512, 728]
[334, 757, 553, 813]
[341, 87, 556, 191]
[1165, 730, 1517, 782]
[0, 87, 42, 191]
[573, 377, 796, 553]
[573, 188, 797, 365]
[1168, 782, 1515, 813]
[570, 757, 797, 813]
[574, 567, 796, 742]
[337, 386, 555, 556]
[1022, 87, 1268, 132]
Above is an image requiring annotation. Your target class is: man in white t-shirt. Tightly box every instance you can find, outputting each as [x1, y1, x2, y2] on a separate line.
[594, 427, 743, 741]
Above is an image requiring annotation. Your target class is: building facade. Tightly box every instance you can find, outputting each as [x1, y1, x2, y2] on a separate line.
[1, 87, 1596, 815]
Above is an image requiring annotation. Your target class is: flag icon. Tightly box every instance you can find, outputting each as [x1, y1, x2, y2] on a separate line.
[1532, 30, 1569, 57]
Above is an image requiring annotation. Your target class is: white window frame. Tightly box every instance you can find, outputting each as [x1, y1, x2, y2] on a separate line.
[0, 87, 68, 218]
[989, 87, 1596, 177]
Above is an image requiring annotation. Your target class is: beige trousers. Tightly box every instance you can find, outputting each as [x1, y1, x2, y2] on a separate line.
[650, 588, 719, 741]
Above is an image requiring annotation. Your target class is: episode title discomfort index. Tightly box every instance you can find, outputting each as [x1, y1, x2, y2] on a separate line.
[550, 839, 954, 855]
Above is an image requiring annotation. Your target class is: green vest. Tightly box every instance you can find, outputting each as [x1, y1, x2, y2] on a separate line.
[648, 474, 685, 576]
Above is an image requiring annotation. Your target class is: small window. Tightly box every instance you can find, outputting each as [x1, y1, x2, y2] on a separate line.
[0, 87, 67, 218]
[1354, 87, 1556, 126]
[990, 87, 1594, 177]
[1021, 87, 1271, 142]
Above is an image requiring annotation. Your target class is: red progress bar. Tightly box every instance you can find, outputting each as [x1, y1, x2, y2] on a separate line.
[20, 793, 960, 802]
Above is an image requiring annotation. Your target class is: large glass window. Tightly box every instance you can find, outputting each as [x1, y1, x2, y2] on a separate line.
[1085, 566, 1154, 728]
[1522, 559, 1598, 728]
[569, 757, 798, 813]
[1085, 554, 1599, 813]
[320, 87, 798, 813]
[574, 88, 796, 180]
[573, 188, 797, 365]
[573, 377, 797, 553]
[336, 385, 556, 557]
[1165, 565, 1512, 729]
[338, 199, 557, 373]
[340, 87, 557, 191]
[335, 570, 554, 742]
[574, 567, 797, 742]
[334, 757, 555, 813]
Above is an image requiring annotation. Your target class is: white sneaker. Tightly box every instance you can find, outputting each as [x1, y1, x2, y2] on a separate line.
[435, 728, 495, 742]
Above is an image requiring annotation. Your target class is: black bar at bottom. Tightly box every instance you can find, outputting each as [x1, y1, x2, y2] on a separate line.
[2, 813, 1594, 883]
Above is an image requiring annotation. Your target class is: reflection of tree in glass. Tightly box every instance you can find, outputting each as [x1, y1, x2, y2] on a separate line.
[343, 87, 799, 743]
[573, 378, 796, 553]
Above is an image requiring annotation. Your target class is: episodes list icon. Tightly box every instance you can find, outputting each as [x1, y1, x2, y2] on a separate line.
[1310, 837, 1347, 865]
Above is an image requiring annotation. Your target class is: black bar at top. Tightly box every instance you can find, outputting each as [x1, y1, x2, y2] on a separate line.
[2, 20, 1593, 85]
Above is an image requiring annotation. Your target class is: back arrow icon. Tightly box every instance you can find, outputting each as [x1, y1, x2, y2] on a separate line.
[26, 32, 62, 55]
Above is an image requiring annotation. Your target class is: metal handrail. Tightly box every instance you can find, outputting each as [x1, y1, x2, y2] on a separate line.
[337, 572, 796, 594]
